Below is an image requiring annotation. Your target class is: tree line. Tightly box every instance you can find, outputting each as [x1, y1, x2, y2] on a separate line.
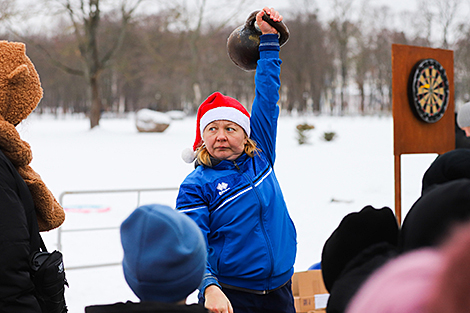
[2, 0, 469, 128]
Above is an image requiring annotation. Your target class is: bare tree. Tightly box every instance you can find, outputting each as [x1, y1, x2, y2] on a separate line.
[162, 0, 250, 110]
[412, 0, 434, 45]
[282, 4, 332, 114]
[410, 0, 461, 48]
[21, 0, 144, 128]
[454, 23, 470, 103]
[10, 0, 470, 117]
[329, 0, 358, 114]
[432, 0, 461, 49]
[0, 0, 17, 21]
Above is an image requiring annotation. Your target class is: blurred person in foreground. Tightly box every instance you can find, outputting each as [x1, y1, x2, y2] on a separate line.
[176, 7, 297, 313]
[347, 219, 470, 313]
[85, 204, 208, 313]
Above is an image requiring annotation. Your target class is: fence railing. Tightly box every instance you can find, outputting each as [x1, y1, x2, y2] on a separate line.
[57, 187, 179, 270]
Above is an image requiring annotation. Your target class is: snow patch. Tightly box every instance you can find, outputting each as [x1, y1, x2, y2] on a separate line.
[135, 109, 171, 132]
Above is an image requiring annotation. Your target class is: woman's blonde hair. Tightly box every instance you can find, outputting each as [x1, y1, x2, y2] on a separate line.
[196, 137, 260, 167]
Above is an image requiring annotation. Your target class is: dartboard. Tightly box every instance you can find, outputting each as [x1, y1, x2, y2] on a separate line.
[408, 58, 449, 123]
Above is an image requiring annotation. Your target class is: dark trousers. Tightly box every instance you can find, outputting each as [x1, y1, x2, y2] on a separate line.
[222, 281, 296, 313]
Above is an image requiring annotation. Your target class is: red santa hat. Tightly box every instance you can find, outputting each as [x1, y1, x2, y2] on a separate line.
[181, 92, 251, 163]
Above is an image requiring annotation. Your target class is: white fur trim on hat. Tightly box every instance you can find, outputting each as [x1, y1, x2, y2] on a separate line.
[199, 107, 250, 137]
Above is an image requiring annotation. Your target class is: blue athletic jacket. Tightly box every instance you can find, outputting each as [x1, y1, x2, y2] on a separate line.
[176, 34, 297, 295]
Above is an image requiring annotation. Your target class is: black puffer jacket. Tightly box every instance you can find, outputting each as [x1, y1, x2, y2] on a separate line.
[0, 149, 41, 312]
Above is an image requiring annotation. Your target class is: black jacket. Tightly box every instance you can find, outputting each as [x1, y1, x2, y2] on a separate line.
[85, 301, 208, 313]
[0, 149, 41, 312]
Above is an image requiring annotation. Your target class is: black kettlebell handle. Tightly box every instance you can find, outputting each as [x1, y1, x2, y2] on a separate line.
[246, 10, 289, 47]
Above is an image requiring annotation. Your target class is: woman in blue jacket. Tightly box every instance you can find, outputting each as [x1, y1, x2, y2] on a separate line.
[177, 7, 296, 313]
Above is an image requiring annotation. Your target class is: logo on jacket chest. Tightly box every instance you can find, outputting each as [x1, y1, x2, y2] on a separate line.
[216, 182, 230, 195]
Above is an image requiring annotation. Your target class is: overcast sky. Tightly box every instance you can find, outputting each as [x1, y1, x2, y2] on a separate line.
[11, 0, 468, 44]
[200, 0, 466, 44]
[207, 0, 418, 23]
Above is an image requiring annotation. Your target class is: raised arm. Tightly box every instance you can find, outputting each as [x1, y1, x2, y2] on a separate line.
[249, 8, 283, 166]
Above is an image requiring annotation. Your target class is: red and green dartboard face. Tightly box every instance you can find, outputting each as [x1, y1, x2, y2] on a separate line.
[408, 59, 449, 123]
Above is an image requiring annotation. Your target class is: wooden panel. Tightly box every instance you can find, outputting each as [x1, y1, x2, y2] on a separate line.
[392, 44, 455, 156]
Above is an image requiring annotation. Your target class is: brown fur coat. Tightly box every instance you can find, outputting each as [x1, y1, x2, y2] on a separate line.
[0, 41, 64, 231]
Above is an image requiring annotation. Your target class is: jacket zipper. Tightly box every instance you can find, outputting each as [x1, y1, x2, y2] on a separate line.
[232, 160, 274, 290]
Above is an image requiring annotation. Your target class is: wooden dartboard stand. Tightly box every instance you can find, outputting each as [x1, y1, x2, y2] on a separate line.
[392, 44, 455, 225]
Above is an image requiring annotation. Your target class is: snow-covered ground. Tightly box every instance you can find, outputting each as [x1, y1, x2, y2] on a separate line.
[17, 113, 438, 312]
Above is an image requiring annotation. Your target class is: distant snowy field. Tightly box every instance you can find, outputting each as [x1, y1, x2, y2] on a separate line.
[17, 113, 438, 312]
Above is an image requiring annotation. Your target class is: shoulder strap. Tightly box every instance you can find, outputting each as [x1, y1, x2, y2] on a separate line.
[38, 233, 48, 252]
[29, 206, 48, 253]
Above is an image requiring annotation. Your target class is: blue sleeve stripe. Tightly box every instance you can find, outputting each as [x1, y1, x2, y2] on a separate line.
[254, 167, 273, 187]
[212, 186, 253, 213]
[210, 168, 273, 213]
[179, 206, 207, 213]
[259, 34, 280, 51]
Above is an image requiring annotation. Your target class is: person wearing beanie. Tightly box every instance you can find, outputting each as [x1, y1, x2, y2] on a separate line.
[85, 204, 208, 313]
[457, 101, 470, 136]
[0, 41, 66, 312]
[176, 7, 297, 313]
[321, 205, 399, 313]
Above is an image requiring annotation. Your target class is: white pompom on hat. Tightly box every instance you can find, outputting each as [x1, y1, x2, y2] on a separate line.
[182, 91, 251, 163]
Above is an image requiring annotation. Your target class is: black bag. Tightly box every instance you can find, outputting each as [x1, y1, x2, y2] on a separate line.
[30, 236, 69, 313]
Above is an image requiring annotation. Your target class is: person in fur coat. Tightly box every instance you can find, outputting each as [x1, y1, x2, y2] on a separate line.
[0, 40, 65, 312]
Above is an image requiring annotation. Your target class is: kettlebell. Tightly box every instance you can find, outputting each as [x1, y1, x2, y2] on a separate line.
[227, 10, 289, 71]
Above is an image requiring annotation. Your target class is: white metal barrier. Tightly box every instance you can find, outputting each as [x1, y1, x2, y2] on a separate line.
[57, 187, 179, 270]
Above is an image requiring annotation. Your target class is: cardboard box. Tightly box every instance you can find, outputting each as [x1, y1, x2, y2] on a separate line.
[294, 295, 329, 312]
[294, 296, 301, 312]
[294, 296, 315, 312]
[292, 270, 328, 297]
[292, 270, 330, 312]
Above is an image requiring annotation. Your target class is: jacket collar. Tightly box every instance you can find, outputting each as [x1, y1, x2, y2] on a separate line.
[195, 153, 249, 169]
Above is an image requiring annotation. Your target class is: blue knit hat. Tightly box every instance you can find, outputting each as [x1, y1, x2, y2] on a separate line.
[120, 204, 206, 303]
